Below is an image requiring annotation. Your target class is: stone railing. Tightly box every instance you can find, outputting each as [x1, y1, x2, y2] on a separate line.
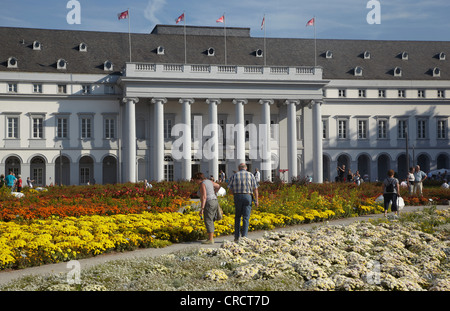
[126, 63, 322, 81]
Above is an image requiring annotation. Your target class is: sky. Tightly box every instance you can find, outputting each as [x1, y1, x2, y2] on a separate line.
[1, 0, 450, 41]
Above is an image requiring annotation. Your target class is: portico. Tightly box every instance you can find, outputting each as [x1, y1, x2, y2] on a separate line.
[118, 63, 327, 183]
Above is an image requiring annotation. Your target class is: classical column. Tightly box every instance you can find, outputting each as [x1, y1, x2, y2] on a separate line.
[232, 99, 248, 167]
[285, 99, 299, 182]
[311, 100, 323, 183]
[179, 98, 194, 180]
[122, 97, 139, 182]
[151, 97, 167, 182]
[206, 99, 221, 181]
[259, 99, 274, 182]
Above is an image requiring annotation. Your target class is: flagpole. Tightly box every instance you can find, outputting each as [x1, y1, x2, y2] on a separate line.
[314, 15, 317, 67]
[224, 13, 227, 65]
[128, 8, 132, 62]
[183, 11, 187, 64]
[263, 14, 266, 67]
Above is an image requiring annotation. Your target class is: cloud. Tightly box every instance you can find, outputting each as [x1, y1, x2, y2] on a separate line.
[144, 0, 167, 25]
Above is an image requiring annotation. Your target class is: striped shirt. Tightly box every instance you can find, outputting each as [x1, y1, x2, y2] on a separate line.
[228, 170, 258, 194]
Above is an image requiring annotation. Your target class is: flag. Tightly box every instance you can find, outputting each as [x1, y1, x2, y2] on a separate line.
[176, 13, 185, 24]
[306, 17, 314, 26]
[261, 16, 265, 30]
[216, 15, 224, 23]
[118, 10, 129, 20]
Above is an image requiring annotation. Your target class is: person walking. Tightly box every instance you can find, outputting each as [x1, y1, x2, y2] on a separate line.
[227, 163, 259, 242]
[254, 168, 261, 185]
[413, 165, 427, 196]
[337, 165, 345, 182]
[193, 172, 221, 244]
[407, 167, 415, 195]
[383, 169, 400, 219]
[5, 171, 16, 190]
[16, 175, 23, 192]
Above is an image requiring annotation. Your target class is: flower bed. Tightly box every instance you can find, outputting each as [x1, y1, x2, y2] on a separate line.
[0, 181, 447, 270]
[2, 208, 449, 291]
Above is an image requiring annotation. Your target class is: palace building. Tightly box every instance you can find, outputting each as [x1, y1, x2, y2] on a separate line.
[0, 25, 449, 186]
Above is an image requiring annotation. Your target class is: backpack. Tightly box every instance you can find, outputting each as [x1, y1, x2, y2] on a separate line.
[385, 179, 395, 193]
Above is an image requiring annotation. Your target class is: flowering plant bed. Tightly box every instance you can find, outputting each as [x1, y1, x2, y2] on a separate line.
[0, 181, 447, 270]
[2, 207, 449, 291]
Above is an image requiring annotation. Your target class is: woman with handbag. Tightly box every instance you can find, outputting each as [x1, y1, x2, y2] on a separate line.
[382, 169, 400, 219]
[193, 172, 221, 244]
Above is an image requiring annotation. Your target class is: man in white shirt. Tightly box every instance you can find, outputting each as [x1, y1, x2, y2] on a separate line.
[413, 165, 427, 196]
[254, 168, 260, 184]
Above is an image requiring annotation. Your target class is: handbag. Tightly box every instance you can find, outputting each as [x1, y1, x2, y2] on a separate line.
[214, 205, 223, 221]
[397, 196, 405, 210]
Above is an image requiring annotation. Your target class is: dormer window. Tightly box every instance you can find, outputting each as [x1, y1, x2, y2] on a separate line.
[79, 42, 87, 52]
[256, 49, 263, 57]
[363, 51, 371, 59]
[354, 66, 363, 76]
[33, 41, 41, 50]
[104, 60, 113, 71]
[401, 51, 408, 60]
[207, 47, 215, 56]
[157, 46, 165, 55]
[439, 52, 446, 60]
[7, 57, 18, 68]
[394, 67, 402, 77]
[433, 67, 441, 77]
[57, 59, 67, 70]
[325, 50, 333, 59]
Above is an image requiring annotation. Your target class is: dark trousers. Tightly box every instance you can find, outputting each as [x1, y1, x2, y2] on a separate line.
[233, 194, 252, 239]
[383, 193, 398, 212]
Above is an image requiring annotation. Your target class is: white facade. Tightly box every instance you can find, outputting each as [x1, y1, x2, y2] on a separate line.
[1, 26, 449, 185]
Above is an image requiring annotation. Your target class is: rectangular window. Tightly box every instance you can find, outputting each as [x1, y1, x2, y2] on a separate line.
[32, 168, 44, 186]
[417, 119, 427, 139]
[220, 119, 227, 144]
[322, 119, 328, 139]
[164, 119, 172, 139]
[358, 89, 366, 98]
[358, 120, 367, 139]
[33, 84, 43, 93]
[398, 120, 407, 139]
[136, 119, 146, 140]
[57, 118, 68, 138]
[164, 164, 174, 181]
[437, 119, 446, 139]
[32, 117, 44, 138]
[378, 89, 386, 98]
[7, 117, 19, 138]
[338, 120, 347, 139]
[81, 118, 92, 139]
[378, 119, 388, 139]
[418, 90, 425, 98]
[58, 84, 67, 94]
[82, 85, 91, 94]
[80, 167, 90, 184]
[398, 90, 405, 98]
[338, 89, 346, 97]
[437, 90, 445, 98]
[8, 83, 18, 93]
[104, 118, 115, 139]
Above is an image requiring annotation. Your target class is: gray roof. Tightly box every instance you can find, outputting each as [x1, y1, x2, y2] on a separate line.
[1, 25, 450, 80]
